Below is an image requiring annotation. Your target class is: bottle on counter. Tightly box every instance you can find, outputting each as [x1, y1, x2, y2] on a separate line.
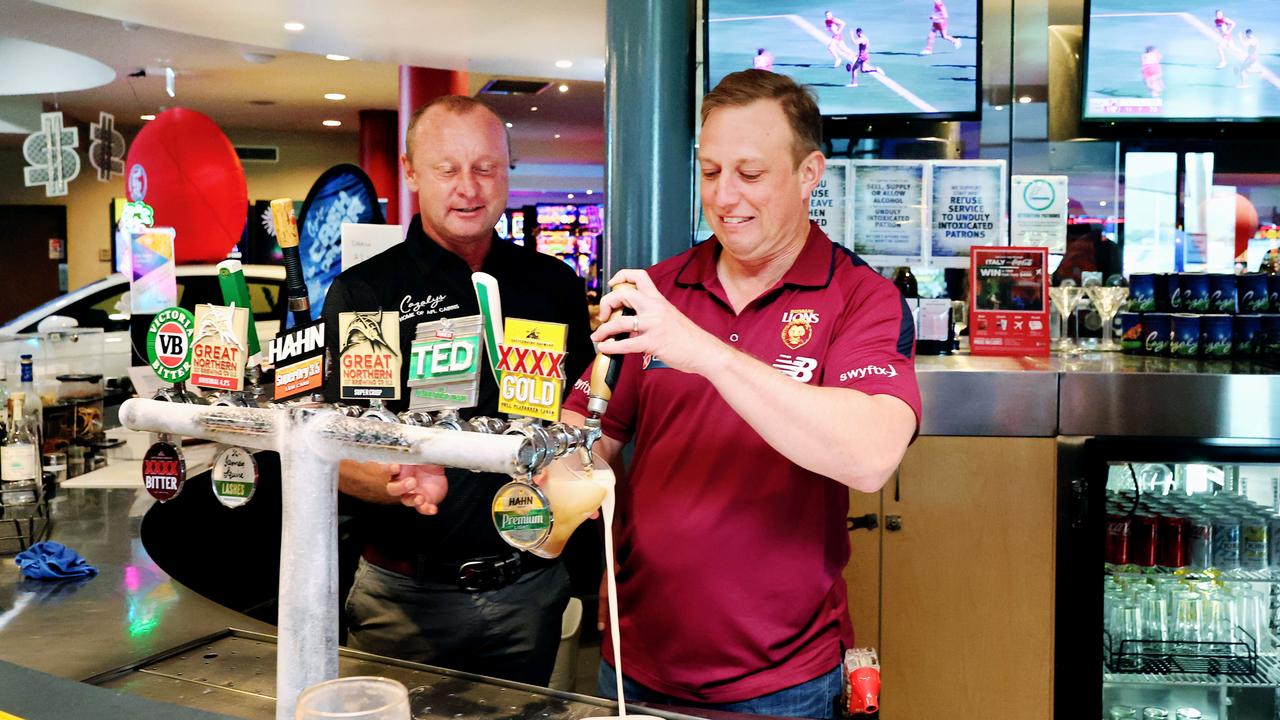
[1, 392, 40, 505]
[893, 266, 919, 298]
[16, 355, 42, 451]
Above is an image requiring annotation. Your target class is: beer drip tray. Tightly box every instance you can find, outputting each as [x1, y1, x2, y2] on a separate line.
[1107, 633, 1258, 678]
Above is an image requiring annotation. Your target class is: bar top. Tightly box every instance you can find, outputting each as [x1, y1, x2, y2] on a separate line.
[914, 350, 1280, 438]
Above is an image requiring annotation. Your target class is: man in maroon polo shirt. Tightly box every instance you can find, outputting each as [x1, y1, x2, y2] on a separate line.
[561, 70, 921, 718]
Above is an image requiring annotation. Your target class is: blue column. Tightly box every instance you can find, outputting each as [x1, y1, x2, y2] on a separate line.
[604, 0, 697, 276]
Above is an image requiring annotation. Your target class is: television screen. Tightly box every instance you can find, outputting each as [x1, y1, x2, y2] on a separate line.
[1084, 0, 1280, 120]
[706, 0, 981, 119]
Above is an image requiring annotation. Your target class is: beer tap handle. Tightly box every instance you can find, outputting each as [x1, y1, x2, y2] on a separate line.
[586, 282, 637, 420]
[270, 198, 312, 327]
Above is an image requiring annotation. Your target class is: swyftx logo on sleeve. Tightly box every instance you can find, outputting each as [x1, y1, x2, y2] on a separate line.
[839, 363, 899, 383]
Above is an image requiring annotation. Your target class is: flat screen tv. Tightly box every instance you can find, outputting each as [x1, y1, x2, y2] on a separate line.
[1083, 0, 1280, 121]
[706, 0, 982, 120]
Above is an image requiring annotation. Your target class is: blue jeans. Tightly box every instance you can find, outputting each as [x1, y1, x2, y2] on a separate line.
[597, 660, 843, 720]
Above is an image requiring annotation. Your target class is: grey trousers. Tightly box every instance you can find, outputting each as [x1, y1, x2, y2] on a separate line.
[344, 557, 571, 686]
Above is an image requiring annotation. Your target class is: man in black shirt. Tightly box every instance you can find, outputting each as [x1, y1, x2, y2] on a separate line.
[322, 95, 593, 685]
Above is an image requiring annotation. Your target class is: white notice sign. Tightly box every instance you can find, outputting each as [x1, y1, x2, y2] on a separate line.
[341, 223, 405, 271]
[1011, 175, 1068, 253]
[809, 160, 849, 248]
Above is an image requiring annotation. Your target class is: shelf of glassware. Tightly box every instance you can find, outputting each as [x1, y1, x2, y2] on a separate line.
[1105, 654, 1280, 688]
[1108, 567, 1280, 584]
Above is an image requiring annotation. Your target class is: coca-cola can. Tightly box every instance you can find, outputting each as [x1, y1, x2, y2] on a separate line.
[1158, 516, 1189, 568]
[1131, 515, 1160, 567]
[1105, 514, 1132, 565]
[1188, 518, 1214, 570]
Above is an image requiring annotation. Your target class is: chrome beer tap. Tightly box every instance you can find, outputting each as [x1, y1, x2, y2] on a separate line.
[397, 410, 435, 428]
[467, 416, 507, 434]
[359, 400, 400, 423]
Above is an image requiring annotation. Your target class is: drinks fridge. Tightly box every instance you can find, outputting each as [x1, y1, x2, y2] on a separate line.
[1058, 437, 1280, 720]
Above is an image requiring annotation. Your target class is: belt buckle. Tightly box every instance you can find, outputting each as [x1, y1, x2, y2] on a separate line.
[458, 559, 501, 592]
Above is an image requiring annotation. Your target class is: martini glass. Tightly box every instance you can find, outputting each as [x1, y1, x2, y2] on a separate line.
[1049, 284, 1085, 354]
[1086, 285, 1130, 352]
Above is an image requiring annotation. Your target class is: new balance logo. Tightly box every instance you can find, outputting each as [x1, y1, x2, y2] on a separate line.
[772, 354, 818, 383]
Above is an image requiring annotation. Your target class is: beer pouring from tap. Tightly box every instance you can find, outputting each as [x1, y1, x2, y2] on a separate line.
[584, 282, 637, 455]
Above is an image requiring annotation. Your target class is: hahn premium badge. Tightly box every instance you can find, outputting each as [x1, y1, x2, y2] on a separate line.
[338, 311, 400, 401]
[491, 480, 552, 551]
[143, 440, 185, 502]
[496, 318, 568, 421]
[212, 446, 258, 509]
[190, 303, 250, 391]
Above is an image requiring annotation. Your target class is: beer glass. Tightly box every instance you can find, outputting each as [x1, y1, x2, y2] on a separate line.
[1049, 284, 1084, 353]
[1110, 601, 1143, 646]
[1234, 589, 1268, 652]
[1172, 592, 1203, 649]
[527, 450, 614, 560]
[1140, 594, 1169, 645]
[1200, 593, 1235, 644]
[295, 677, 410, 720]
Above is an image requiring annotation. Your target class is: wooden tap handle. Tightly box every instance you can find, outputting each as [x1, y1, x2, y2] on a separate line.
[589, 282, 637, 404]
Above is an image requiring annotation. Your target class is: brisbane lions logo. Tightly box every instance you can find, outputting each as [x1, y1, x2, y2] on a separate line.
[780, 309, 819, 350]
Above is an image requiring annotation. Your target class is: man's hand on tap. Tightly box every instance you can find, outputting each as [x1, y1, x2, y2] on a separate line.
[338, 460, 448, 515]
[592, 269, 731, 377]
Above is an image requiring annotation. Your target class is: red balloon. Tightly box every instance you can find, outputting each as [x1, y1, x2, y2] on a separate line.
[124, 108, 247, 264]
[1235, 193, 1258, 258]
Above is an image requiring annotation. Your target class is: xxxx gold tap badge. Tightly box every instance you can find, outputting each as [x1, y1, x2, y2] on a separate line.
[339, 311, 400, 401]
[190, 304, 250, 391]
[497, 318, 567, 422]
[780, 309, 819, 350]
[492, 480, 552, 550]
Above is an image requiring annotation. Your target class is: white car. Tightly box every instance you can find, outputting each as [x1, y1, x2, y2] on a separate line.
[0, 265, 288, 381]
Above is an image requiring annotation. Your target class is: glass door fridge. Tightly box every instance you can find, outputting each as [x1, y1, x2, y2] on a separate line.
[1058, 438, 1280, 720]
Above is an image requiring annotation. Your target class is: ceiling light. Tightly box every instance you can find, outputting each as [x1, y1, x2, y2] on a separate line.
[554, 134, 561, 139]
[322, 119, 341, 127]
[558, 84, 569, 93]
[568, 193, 575, 199]
[1018, 95, 1033, 104]
[555, 60, 573, 69]
[140, 114, 156, 121]
[531, 106, 538, 112]
[505, 122, 513, 128]
[1099, 200, 1108, 207]
[993, 105, 1005, 111]
[585, 190, 593, 195]
[324, 92, 347, 101]
[325, 54, 350, 62]
[283, 21, 305, 32]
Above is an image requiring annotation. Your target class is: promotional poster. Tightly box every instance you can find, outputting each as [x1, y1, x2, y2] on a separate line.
[969, 246, 1050, 356]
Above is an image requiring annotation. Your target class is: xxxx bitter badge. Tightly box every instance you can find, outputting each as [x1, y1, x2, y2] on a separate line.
[143, 440, 185, 502]
[190, 304, 250, 391]
[338, 311, 401, 401]
[146, 307, 195, 383]
[496, 318, 568, 421]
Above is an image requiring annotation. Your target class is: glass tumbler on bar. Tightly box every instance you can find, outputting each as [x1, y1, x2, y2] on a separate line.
[295, 676, 411, 720]
[1086, 285, 1130, 352]
[1049, 284, 1084, 353]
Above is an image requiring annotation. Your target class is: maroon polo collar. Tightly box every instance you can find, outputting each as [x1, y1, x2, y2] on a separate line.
[674, 221, 835, 292]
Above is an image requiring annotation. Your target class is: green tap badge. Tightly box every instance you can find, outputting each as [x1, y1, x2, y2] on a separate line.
[146, 307, 195, 383]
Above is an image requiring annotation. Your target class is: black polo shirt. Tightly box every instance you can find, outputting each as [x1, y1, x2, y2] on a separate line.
[322, 215, 594, 561]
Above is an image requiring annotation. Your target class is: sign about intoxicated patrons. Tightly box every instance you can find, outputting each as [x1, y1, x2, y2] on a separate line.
[338, 311, 400, 401]
[851, 161, 925, 262]
[809, 160, 849, 249]
[931, 161, 1006, 260]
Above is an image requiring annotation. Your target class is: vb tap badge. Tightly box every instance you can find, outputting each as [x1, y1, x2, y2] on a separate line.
[143, 440, 185, 502]
[212, 446, 258, 508]
[338, 311, 400, 401]
[146, 307, 195, 383]
[407, 315, 482, 411]
[496, 318, 567, 422]
[190, 304, 250, 391]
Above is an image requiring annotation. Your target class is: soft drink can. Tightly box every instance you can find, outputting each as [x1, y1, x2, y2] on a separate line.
[1143, 313, 1172, 356]
[1163, 273, 1183, 312]
[1131, 515, 1160, 567]
[1208, 273, 1237, 313]
[1243, 518, 1269, 570]
[1180, 273, 1211, 313]
[1158, 516, 1189, 568]
[1262, 314, 1280, 357]
[1129, 274, 1158, 312]
[1188, 517, 1214, 570]
[1120, 312, 1144, 354]
[1170, 314, 1201, 357]
[1105, 514, 1132, 565]
[1200, 314, 1233, 357]
[1269, 274, 1280, 311]
[1238, 273, 1270, 313]
[1235, 314, 1262, 357]
[1213, 517, 1241, 570]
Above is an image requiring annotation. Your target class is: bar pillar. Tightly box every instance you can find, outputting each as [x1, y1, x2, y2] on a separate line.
[398, 66, 469, 227]
[358, 109, 399, 223]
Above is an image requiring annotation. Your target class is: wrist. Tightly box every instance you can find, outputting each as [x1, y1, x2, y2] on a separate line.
[692, 333, 738, 377]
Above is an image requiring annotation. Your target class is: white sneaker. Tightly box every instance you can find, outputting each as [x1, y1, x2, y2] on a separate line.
[953, 38, 962, 49]
[1216, 61, 1227, 68]
[920, 48, 933, 55]
[833, 59, 842, 68]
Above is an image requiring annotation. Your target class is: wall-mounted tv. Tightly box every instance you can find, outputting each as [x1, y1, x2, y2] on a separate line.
[706, 0, 982, 120]
[1083, 0, 1280, 121]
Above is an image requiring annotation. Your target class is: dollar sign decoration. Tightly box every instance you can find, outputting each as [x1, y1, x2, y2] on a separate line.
[22, 112, 80, 197]
[89, 111, 127, 182]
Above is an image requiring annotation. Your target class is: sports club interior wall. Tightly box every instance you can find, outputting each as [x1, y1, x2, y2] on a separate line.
[0, 127, 356, 291]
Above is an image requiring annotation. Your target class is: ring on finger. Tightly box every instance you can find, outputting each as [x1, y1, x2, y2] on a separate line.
[631, 316, 640, 333]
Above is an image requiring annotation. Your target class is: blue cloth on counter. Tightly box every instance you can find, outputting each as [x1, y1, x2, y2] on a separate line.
[14, 541, 99, 580]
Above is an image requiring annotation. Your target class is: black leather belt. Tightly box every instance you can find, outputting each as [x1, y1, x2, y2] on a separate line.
[362, 545, 544, 591]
